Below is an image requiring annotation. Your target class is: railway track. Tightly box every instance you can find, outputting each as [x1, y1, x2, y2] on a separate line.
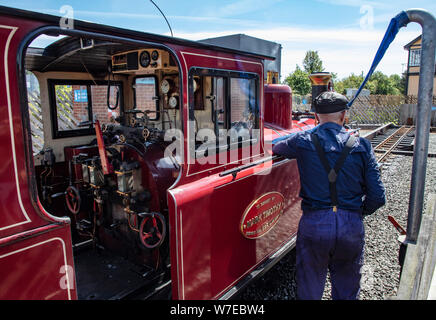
[371, 126, 415, 163]
[360, 123, 436, 167]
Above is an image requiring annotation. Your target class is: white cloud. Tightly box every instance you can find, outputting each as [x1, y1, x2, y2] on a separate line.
[210, 0, 284, 17]
[176, 26, 420, 79]
[315, 0, 388, 9]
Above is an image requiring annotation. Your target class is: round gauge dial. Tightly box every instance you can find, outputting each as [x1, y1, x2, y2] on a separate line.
[139, 51, 150, 68]
[169, 96, 178, 108]
[151, 50, 159, 61]
[161, 79, 171, 94]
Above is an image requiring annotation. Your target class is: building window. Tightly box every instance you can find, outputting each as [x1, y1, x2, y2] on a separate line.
[409, 49, 421, 67]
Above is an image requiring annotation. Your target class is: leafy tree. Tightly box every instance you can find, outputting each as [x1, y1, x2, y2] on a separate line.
[303, 50, 324, 74]
[367, 71, 400, 95]
[283, 65, 311, 95]
[334, 73, 365, 95]
[334, 81, 345, 95]
[333, 71, 405, 96]
[389, 73, 406, 95]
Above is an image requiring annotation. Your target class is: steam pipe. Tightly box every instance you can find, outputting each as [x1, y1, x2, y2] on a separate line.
[404, 9, 436, 244]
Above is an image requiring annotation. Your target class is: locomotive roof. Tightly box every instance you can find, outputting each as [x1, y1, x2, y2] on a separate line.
[0, 5, 275, 61]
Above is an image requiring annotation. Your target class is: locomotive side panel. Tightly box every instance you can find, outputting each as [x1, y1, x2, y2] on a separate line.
[168, 158, 301, 299]
[0, 225, 76, 299]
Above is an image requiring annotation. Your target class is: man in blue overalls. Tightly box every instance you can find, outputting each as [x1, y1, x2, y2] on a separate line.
[273, 91, 386, 300]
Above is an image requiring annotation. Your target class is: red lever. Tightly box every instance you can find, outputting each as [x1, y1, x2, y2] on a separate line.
[388, 216, 407, 235]
[95, 120, 113, 175]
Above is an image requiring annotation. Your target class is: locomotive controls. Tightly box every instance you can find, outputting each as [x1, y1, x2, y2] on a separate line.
[111, 49, 177, 73]
[51, 101, 175, 272]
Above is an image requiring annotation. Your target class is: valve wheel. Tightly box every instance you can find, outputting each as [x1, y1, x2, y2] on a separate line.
[65, 186, 81, 214]
[139, 212, 166, 249]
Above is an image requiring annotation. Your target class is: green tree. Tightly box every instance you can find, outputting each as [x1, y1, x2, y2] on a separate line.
[333, 71, 405, 96]
[334, 73, 365, 95]
[303, 50, 324, 74]
[334, 81, 345, 95]
[367, 71, 400, 95]
[283, 65, 311, 95]
[390, 73, 406, 95]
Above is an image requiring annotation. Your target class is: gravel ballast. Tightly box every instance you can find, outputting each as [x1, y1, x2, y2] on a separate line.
[239, 134, 436, 300]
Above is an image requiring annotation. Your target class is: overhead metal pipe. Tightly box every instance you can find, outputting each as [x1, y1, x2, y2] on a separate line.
[404, 9, 436, 243]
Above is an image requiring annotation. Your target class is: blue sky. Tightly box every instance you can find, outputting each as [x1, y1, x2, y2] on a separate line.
[1, 0, 435, 79]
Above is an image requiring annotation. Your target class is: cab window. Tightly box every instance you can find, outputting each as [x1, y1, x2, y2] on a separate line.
[189, 68, 259, 154]
[49, 80, 123, 138]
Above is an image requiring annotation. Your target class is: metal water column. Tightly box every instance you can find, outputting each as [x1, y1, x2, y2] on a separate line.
[404, 9, 436, 244]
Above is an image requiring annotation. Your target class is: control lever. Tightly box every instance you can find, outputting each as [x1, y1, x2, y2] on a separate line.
[95, 120, 113, 175]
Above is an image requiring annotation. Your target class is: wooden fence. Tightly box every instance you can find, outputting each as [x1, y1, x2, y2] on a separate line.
[348, 95, 403, 125]
[348, 95, 436, 125]
[27, 90, 44, 155]
[28, 86, 80, 155]
[293, 94, 435, 125]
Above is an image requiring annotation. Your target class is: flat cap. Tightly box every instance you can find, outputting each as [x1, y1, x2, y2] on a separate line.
[314, 91, 350, 114]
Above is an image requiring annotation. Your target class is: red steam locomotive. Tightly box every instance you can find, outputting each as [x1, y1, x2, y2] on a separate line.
[0, 5, 316, 300]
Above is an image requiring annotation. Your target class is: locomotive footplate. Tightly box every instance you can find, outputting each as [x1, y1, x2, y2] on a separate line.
[74, 247, 170, 300]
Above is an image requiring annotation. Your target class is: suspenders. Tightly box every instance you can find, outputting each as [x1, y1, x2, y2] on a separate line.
[311, 133, 357, 212]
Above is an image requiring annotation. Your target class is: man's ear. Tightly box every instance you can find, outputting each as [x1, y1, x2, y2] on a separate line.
[315, 113, 320, 123]
[340, 111, 346, 124]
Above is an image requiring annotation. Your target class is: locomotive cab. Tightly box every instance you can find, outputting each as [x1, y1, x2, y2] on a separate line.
[0, 5, 317, 300]
[25, 32, 182, 299]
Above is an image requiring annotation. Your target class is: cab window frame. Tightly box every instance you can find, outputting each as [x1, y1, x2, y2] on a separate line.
[188, 67, 260, 157]
[48, 79, 124, 139]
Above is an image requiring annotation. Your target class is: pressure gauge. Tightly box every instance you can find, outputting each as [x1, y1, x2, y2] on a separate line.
[169, 96, 179, 108]
[151, 50, 159, 61]
[139, 51, 150, 68]
[161, 79, 171, 94]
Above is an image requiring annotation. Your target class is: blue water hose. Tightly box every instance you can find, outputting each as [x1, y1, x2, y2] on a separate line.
[273, 11, 414, 145]
[348, 11, 410, 107]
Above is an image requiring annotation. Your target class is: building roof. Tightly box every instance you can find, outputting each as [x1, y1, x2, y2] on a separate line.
[404, 35, 422, 50]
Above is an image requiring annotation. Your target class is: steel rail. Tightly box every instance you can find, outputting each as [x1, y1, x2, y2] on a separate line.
[375, 126, 414, 163]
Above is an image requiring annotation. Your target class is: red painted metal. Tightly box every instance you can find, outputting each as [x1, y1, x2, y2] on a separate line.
[0, 7, 317, 300]
[264, 84, 293, 130]
[95, 120, 113, 175]
[0, 224, 77, 300]
[388, 216, 407, 235]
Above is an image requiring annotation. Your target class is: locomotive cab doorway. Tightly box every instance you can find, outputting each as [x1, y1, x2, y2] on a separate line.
[22, 29, 182, 299]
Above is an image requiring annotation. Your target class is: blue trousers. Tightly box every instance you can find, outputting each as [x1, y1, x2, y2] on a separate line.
[296, 208, 365, 300]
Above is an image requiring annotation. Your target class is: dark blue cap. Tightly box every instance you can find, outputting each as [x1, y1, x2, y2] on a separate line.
[314, 91, 350, 114]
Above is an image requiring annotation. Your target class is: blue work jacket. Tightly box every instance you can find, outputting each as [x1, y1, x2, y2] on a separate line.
[272, 122, 386, 215]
